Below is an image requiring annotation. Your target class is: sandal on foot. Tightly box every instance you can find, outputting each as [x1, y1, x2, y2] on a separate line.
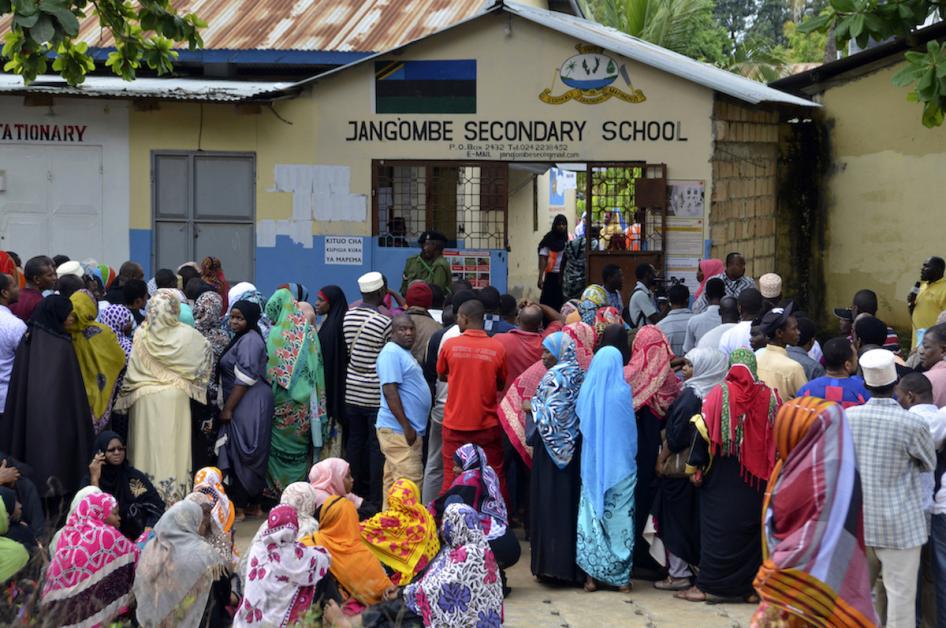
[675, 586, 706, 602]
[654, 577, 691, 591]
[583, 579, 598, 593]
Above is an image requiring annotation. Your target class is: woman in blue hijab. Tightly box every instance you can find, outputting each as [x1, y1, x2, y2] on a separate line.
[576, 345, 637, 592]
[528, 325, 594, 586]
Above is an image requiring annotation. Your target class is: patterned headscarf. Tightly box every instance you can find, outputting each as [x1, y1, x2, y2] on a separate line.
[66, 290, 126, 433]
[579, 284, 609, 325]
[41, 493, 138, 621]
[451, 444, 508, 541]
[193, 291, 230, 360]
[753, 398, 878, 627]
[100, 303, 134, 359]
[624, 325, 681, 417]
[193, 467, 235, 535]
[532, 324, 594, 469]
[361, 479, 440, 585]
[239, 505, 332, 627]
[265, 289, 325, 408]
[280, 482, 320, 538]
[403, 503, 503, 628]
[699, 349, 780, 484]
[593, 306, 623, 345]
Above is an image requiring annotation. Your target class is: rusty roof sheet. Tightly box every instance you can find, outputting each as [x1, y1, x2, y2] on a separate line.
[52, 0, 488, 52]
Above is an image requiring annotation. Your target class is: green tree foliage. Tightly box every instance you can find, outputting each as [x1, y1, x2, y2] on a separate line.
[579, 0, 730, 65]
[2, 0, 206, 85]
[750, 0, 792, 46]
[798, 0, 946, 127]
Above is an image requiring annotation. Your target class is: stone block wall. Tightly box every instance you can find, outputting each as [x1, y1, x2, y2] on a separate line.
[709, 96, 781, 280]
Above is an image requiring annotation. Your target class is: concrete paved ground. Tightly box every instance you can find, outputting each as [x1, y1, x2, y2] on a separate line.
[235, 520, 755, 627]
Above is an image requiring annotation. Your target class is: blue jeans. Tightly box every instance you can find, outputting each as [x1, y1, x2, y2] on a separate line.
[931, 514, 946, 628]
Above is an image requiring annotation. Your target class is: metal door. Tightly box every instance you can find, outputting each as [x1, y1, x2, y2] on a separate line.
[585, 163, 667, 306]
[152, 151, 256, 283]
[0, 145, 104, 261]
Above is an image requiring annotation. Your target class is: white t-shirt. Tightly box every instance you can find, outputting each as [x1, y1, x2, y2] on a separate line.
[718, 321, 752, 356]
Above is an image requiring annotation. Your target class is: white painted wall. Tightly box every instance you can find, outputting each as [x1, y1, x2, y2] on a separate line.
[0, 97, 129, 266]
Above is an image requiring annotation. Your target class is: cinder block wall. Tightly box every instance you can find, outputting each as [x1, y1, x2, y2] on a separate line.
[709, 96, 781, 281]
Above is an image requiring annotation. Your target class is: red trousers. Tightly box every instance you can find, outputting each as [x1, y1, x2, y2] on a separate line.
[441, 424, 508, 503]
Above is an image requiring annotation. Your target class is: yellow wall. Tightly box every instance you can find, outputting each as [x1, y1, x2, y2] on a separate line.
[820, 62, 946, 331]
[306, 14, 714, 295]
[128, 13, 716, 297]
[128, 92, 319, 229]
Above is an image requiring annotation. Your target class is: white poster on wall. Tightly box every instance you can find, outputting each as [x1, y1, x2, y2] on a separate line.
[668, 180, 705, 218]
[325, 236, 364, 265]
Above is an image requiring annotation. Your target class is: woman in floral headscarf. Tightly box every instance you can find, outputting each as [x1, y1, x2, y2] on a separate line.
[623, 325, 682, 574]
[677, 349, 780, 603]
[403, 503, 503, 628]
[41, 492, 138, 626]
[361, 479, 440, 585]
[528, 323, 594, 585]
[264, 288, 327, 493]
[578, 284, 609, 326]
[237, 505, 332, 627]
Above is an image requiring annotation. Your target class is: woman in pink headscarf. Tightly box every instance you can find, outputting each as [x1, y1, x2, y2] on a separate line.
[308, 458, 364, 510]
[623, 325, 683, 574]
[694, 258, 725, 302]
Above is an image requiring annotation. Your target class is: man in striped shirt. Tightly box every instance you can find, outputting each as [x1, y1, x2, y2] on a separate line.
[343, 272, 392, 508]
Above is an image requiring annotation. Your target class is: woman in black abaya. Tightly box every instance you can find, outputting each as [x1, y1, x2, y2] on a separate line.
[537, 214, 568, 311]
[316, 285, 349, 454]
[0, 296, 93, 499]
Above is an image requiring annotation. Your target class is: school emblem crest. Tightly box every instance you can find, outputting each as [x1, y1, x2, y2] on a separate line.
[539, 44, 646, 105]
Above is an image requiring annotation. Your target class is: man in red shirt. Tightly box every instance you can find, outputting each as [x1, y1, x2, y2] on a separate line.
[494, 304, 544, 395]
[437, 299, 508, 497]
[10, 256, 56, 322]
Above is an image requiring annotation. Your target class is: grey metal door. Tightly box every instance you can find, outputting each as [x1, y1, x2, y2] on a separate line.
[152, 151, 256, 283]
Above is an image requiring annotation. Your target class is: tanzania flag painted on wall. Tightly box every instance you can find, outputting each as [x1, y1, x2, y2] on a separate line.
[375, 60, 476, 114]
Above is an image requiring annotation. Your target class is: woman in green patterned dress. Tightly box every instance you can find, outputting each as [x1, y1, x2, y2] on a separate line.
[264, 288, 328, 494]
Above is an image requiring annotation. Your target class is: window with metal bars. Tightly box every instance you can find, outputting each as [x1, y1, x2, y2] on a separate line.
[373, 161, 508, 249]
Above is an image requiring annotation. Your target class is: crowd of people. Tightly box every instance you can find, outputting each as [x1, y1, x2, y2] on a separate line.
[0, 230, 944, 627]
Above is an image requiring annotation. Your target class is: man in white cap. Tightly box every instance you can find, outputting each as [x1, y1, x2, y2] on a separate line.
[847, 349, 936, 628]
[758, 272, 782, 308]
[342, 271, 393, 509]
[55, 260, 84, 280]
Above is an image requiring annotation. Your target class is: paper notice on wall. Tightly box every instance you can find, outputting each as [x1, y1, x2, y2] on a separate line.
[668, 180, 705, 218]
[549, 168, 577, 207]
[325, 236, 364, 265]
[445, 249, 491, 288]
[272, 164, 368, 223]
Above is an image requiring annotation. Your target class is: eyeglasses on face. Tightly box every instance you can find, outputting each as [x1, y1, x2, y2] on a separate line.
[106, 446, 126, 454]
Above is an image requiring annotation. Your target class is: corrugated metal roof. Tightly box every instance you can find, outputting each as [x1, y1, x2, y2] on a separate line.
[502, 2, 817, 107]
[0, 75, 291, 101]
[29, 0, 488, 52]
[291, 1, 816, 107]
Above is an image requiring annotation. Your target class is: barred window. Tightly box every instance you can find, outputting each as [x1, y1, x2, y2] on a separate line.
[374, 161, 508, 249]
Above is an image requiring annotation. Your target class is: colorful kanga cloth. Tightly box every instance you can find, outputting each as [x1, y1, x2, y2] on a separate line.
[751, 397, 878, 627]
[193, 466, 235, 535]
[361, 479, 440, 585]
[695, 349, 780, 485]
[237, 505, 332, 628]
[41, 493, 139, 628]
[67, 290, 126, 433]
[404, 503, 503, 628]
[624, 325, 681, 418]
